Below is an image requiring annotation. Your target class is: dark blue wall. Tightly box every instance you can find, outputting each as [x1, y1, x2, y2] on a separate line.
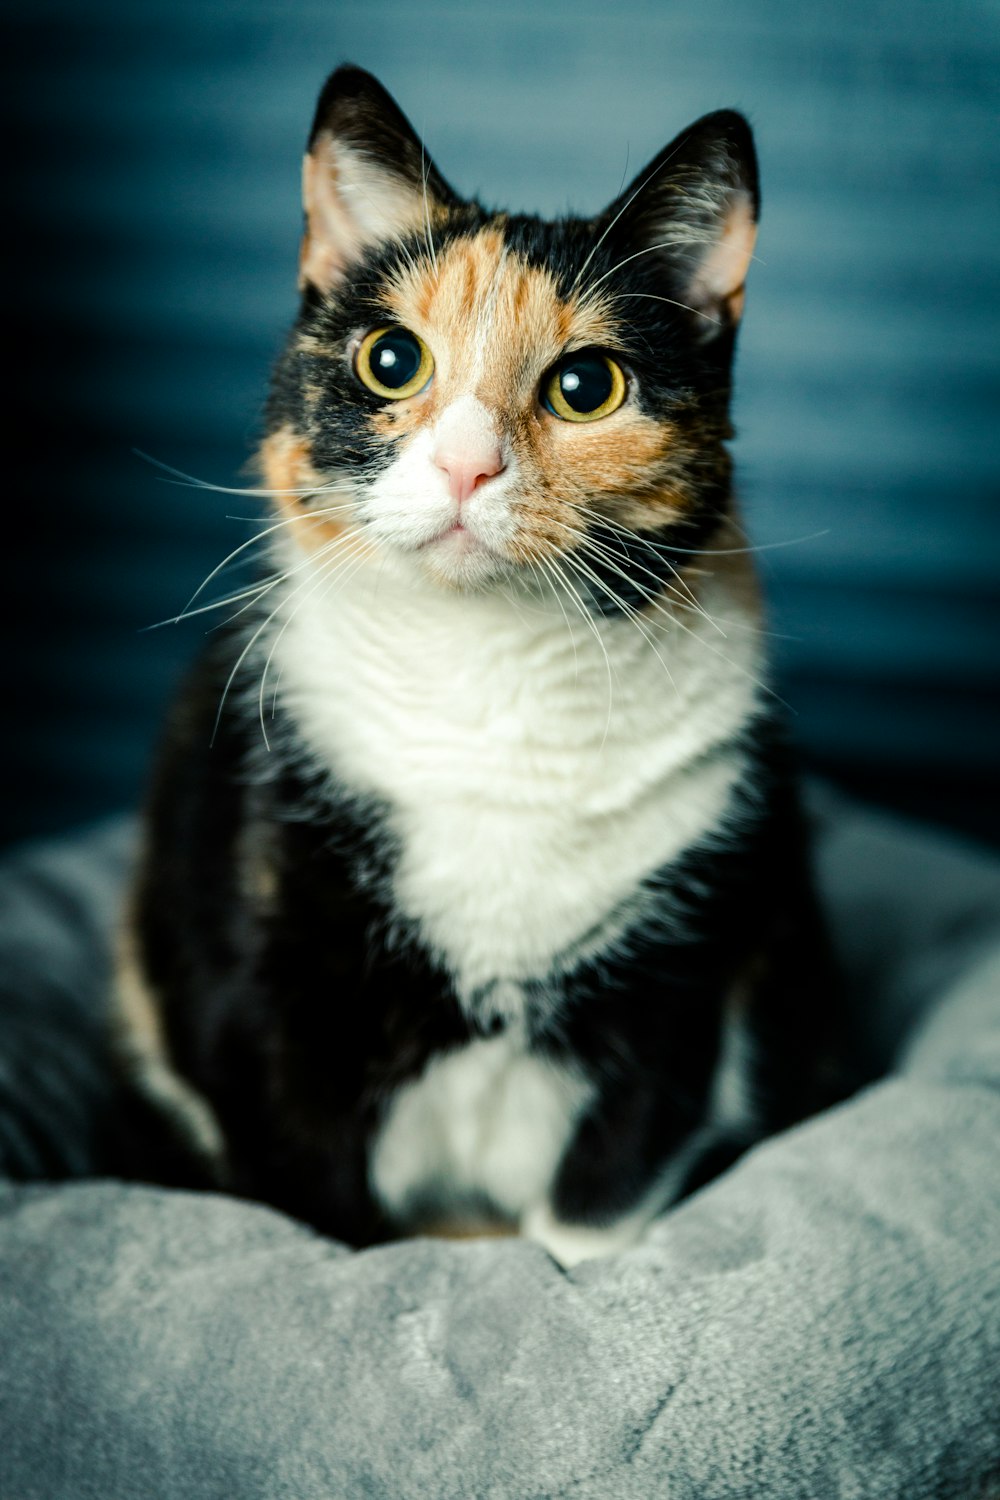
[6, 0, 999, 847]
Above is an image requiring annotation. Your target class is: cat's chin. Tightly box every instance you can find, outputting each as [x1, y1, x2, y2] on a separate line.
[411, 526, 511, 592]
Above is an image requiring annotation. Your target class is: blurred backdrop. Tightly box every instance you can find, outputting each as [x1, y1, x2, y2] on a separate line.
[5, 0, 999, 848]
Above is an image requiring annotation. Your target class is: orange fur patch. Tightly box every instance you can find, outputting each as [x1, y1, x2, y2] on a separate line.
[382, 228, 620, 418]
[258, 425, 374, 562]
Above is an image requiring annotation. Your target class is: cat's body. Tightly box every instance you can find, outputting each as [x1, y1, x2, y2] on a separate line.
[119, 67, 846, 1265]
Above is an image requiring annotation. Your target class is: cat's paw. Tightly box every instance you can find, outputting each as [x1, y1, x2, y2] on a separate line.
[520, 1201, 647, 1268]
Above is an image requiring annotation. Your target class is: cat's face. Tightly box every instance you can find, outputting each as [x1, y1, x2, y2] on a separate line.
[263, 67, 758, 610]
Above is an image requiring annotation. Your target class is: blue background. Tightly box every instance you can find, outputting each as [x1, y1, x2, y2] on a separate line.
[5, 0, 999, 847]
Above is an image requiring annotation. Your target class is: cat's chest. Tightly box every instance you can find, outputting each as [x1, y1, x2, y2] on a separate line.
[271, 562, 759, 998]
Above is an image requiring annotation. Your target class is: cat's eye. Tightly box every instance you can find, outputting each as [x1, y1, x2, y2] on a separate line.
[355, 326, 434, 400]
[543, 353, 627, 423]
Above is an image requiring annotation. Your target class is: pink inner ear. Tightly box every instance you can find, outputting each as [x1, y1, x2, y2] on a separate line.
[688, 191, 758, 323]
[298, 133, 431, 294]
[299, 147, 350, 292]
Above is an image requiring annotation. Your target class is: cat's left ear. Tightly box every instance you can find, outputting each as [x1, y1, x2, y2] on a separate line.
[300, 66, 458, 294]
[597, 111, 759, 335]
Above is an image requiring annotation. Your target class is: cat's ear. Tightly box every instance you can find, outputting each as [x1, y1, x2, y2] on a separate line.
[299, 66, 457, 294]
[597, 111, 759, 336]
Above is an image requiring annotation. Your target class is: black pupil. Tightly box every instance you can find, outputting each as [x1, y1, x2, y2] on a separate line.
[559, 356, 612, 413]
[370, 330, 423, 389]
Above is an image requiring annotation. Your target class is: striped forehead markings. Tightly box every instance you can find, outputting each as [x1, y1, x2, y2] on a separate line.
[383, 227, 621, 399]
[469, 241, 511, 386]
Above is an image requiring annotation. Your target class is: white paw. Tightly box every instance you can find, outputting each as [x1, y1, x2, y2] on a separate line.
[521, 1201, 647, 1268]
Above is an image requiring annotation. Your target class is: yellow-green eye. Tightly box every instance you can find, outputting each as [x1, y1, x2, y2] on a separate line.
[355, 326, 434, 399]
[543, 353, 627, 422]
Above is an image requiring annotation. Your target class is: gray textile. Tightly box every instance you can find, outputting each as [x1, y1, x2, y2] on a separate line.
[1, 798, 999, 1499]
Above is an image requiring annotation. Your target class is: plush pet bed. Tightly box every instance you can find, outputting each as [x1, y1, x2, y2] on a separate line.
[0, 792, 998, 1499]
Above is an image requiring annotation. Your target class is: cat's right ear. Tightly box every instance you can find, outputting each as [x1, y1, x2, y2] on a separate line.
[596, 111, 760, 337]
[299, 66, 457, 295]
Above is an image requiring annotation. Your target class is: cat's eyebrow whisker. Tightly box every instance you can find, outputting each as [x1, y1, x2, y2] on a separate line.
[585, 247, 721, 324]
[572, 138, 687, 298]
[609, 289, 722, 322]
[398, 231, 422, 277]
[385, 231, 423, 290]
[614, 142, 631, 202]
[340, 175, 421, 282]
[419, 138, 438, 273]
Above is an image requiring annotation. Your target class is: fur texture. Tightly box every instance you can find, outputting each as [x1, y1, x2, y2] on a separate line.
[119, 66, 847, 1265]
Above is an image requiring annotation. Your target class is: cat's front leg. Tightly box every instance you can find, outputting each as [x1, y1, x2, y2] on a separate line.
[520, 1119, 757, 1268]
[520, 1194, 663, 1268]
[518, 1074, 714, 1267]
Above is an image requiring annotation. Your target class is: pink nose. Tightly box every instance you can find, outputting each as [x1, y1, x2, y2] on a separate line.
[433, 443, 504, 505]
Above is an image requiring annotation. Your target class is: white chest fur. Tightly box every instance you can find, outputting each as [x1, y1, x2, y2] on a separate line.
[269, 549, 761, 1006]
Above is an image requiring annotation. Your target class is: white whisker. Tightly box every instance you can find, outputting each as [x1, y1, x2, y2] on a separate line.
[562, 551, 679, 704]
[542, 511, 723, 635]
[419, 138, 438, 272]
[572, 133, 692, 299]
[585, 244, 720, 323]
[201, 528, 352, 635]
[256, 534, 371, 746]
[133, 448, 356, 500]
[578, 507, 829, 559]
[539, 553, 616, 748]
[534, 554, 581, 683]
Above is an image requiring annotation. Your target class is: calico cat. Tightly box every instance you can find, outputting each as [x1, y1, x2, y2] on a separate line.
[117, 65, 845, 1267]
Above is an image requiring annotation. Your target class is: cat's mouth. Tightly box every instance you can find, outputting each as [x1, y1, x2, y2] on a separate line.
[413, 516, 511, 589]
[420, 519, 478, 548]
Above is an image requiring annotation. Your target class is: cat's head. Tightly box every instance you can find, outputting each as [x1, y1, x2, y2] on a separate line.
[262, 66, 758, 610]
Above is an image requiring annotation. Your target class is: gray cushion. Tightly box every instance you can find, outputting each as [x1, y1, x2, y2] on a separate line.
[1, 795, 999, 1499]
